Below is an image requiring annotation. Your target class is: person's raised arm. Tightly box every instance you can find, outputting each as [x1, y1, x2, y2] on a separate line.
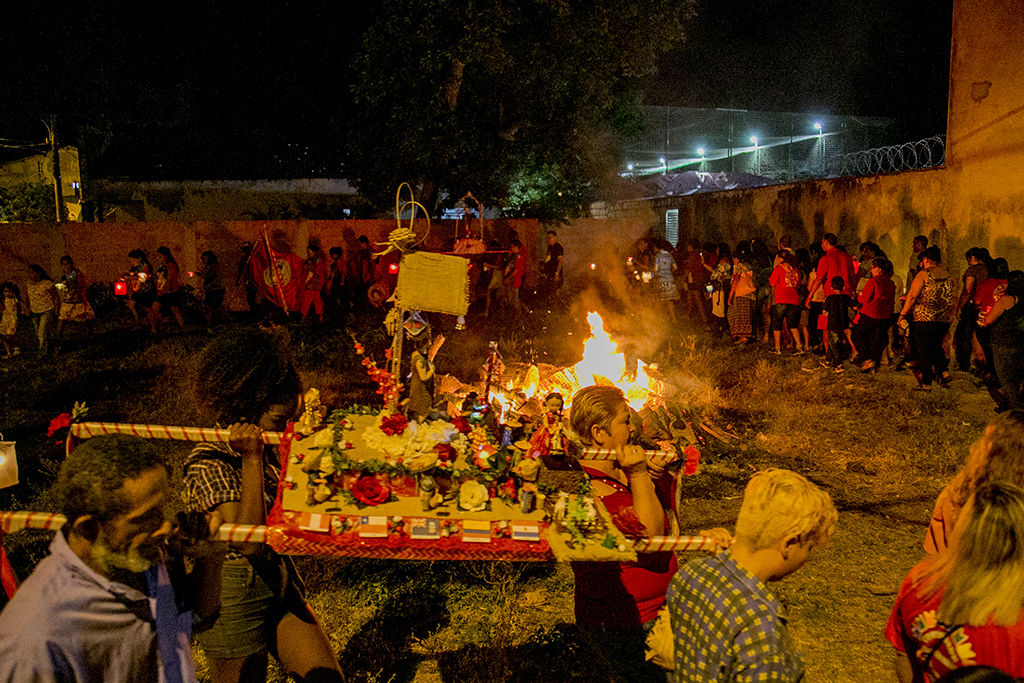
[615, 445, 665, 537]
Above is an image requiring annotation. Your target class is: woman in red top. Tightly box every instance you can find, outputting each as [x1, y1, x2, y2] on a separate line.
[854, 258, 897, 372]
[973, 257, 1009, 380]
[768, 252, 804, 354]
[886, 482, 1024, 682]
[151, 246, 186, 334]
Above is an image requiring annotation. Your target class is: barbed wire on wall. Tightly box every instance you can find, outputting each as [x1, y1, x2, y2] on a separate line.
[830, 136, 945, 177]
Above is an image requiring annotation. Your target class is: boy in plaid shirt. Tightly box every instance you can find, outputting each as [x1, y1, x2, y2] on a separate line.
[666, 469, 837, 682]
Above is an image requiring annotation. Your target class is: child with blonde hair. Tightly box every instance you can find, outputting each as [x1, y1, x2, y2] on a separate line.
[667, 468, 837, 683]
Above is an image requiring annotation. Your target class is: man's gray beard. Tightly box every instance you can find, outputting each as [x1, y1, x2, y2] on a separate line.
[91, 542, 153, 575]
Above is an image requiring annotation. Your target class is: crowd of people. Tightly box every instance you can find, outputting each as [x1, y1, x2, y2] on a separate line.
[0, 295, 1022, 681]
[634, 232, 1024, 408]
[2, 227, 560, 358]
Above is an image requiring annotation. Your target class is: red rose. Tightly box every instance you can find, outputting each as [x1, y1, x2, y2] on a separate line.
[450, 417, 471, 434]
[435, 444, 455, 462]
[352, 475, 391, 506]
[683, 445, 701, 476]
[500, 477, 518, 501]
[47, 413, 71, 437]
[380, 413, 409, 436]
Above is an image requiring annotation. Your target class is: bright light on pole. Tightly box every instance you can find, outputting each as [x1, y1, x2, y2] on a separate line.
[750, 136, 757, 147]
[814, 122, 822, 134]
[697, 147, 705, 156]
[659, 157, 666, 174]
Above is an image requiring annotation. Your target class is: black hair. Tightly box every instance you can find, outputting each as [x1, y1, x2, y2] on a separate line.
[28, 264, 51, 281]
[1, 282, 20, 299]
[921, 245, 942, 263]
[717, 243, 732, 260]
[58, 434, 166, 525]
[830, 276, 845, 290]
[329, 247, 342, 258]
[358, 235, 370, 245]
[129, 249, 149, 263]
[60, 255, 74, 266]
[201, 250, 218, 265]
[873, 257, 894, 276]
[1005, 270, 1024, 299]
[156, 246, 176, 264]
[913, 235, 929, 246]
[510, 239, 522, 248]
[990, 258, 1010, 279]
[194, 328, 302, 425]
[778, 235, 792, 249]
[822, 233, 839, 247]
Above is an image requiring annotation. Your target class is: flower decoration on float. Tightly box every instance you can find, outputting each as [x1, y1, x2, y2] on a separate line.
[46, 401, 89, 455]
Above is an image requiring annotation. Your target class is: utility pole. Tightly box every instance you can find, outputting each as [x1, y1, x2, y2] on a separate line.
[46, 116, 66, 222]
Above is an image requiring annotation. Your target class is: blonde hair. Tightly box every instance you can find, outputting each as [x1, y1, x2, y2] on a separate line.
[951, 411, 1024, 510]
[922, 483, 1024, 627]
[569, 385, 626, 446]
[734, 469, 838, 551]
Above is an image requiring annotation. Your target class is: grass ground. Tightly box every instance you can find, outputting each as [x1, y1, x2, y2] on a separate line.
[0, 300, 995, 683]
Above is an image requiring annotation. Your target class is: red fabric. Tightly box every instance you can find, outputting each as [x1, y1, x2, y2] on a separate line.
[511, 254, 526, 288]
[572, 466, 677, 630]
[684, 251, 709, 286]
[769, 264, 801, 304]
[816, 248, 857, 296]
[974, 277, 1007, 310]
[885, 562, 1024, 681]
[248, 239, 304, 311]
[0, 544, 17, 598]
[858, 274, 896, 320]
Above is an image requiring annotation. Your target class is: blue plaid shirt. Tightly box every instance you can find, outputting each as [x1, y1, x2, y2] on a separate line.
[667, 551, 804, 682]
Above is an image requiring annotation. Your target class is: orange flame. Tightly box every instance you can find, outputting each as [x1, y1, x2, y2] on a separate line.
[571, 312, 652, 410]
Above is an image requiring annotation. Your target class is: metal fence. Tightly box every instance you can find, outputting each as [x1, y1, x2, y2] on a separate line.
[623, 106, 944, 183]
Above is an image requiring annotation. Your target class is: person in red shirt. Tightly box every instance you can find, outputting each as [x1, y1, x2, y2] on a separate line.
[806, 233, 856, 303]
[769, 251, 804, 354]
[973, 258, 1009, 380]
[886, 482, 1024, 683]
[853, 258, 897, 372]
[503, 239, 527, 314]
[300, 241, 329, 323]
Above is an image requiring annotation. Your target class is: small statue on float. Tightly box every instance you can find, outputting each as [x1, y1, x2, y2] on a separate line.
[529, 392, 570, 468]
[404, 312, 445, 423]
[512, 457, 541, 513]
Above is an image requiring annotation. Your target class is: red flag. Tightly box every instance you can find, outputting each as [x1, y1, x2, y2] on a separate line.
[0, 545, 17, 598]
[248, 236, 304, 312]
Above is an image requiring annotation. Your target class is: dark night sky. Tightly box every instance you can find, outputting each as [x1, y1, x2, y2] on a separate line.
[0, 0, 954, 178]
[645, 0, 954, 139]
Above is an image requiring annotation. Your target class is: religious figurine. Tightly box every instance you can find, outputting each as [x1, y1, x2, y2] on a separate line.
[406, 331, 445, 422]
[299, 447, 336, 506]
[529, 392, 569, 463]
[512, 457, 541, 514]
[418, 474, 444, 511]
[297, 388, 325, 436]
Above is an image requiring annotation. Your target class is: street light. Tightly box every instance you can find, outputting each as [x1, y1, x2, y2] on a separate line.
[697, 147, 705, 156]
[659, 157, 667, 174]
[813, 122, 822, 134]
[750, 136, 757, 147]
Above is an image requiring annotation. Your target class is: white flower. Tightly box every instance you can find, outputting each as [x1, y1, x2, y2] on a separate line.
[459, 481, 489, 512]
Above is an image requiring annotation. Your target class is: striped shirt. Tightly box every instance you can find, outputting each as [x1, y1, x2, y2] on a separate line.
[667, 551, 804, 682]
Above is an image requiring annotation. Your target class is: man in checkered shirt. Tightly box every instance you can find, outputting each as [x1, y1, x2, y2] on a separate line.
[667, 469, 837, 682]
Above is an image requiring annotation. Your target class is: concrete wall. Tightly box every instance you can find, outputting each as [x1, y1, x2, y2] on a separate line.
[0, 147, 84, 221]
[0, 218, 547, 308]
[621, 0, 1024, 278]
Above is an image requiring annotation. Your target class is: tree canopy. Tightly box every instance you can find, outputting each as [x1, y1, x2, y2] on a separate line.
[339, 0, 695, 215]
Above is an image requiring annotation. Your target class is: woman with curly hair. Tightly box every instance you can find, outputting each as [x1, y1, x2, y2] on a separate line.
[183, 329, 341, 683]
[887, 482, 1024, 682]
[924, 410, 1024, 555]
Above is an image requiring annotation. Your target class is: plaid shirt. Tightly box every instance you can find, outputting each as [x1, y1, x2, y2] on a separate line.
[667, 551, 804, 683]
[183, 443, 281, 559]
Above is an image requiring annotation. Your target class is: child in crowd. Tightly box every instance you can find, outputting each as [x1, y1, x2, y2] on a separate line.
[667, 468, 838, 683]
[503, 239, 527, 314]
[0, 282, 22, 358]
[570, 385, 728, 682]
[184, 329, 342, 683]
[821, 275, 855, 373]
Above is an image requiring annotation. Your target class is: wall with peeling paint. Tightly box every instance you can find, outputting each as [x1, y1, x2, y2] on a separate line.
[609, 0, 1024, 278]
